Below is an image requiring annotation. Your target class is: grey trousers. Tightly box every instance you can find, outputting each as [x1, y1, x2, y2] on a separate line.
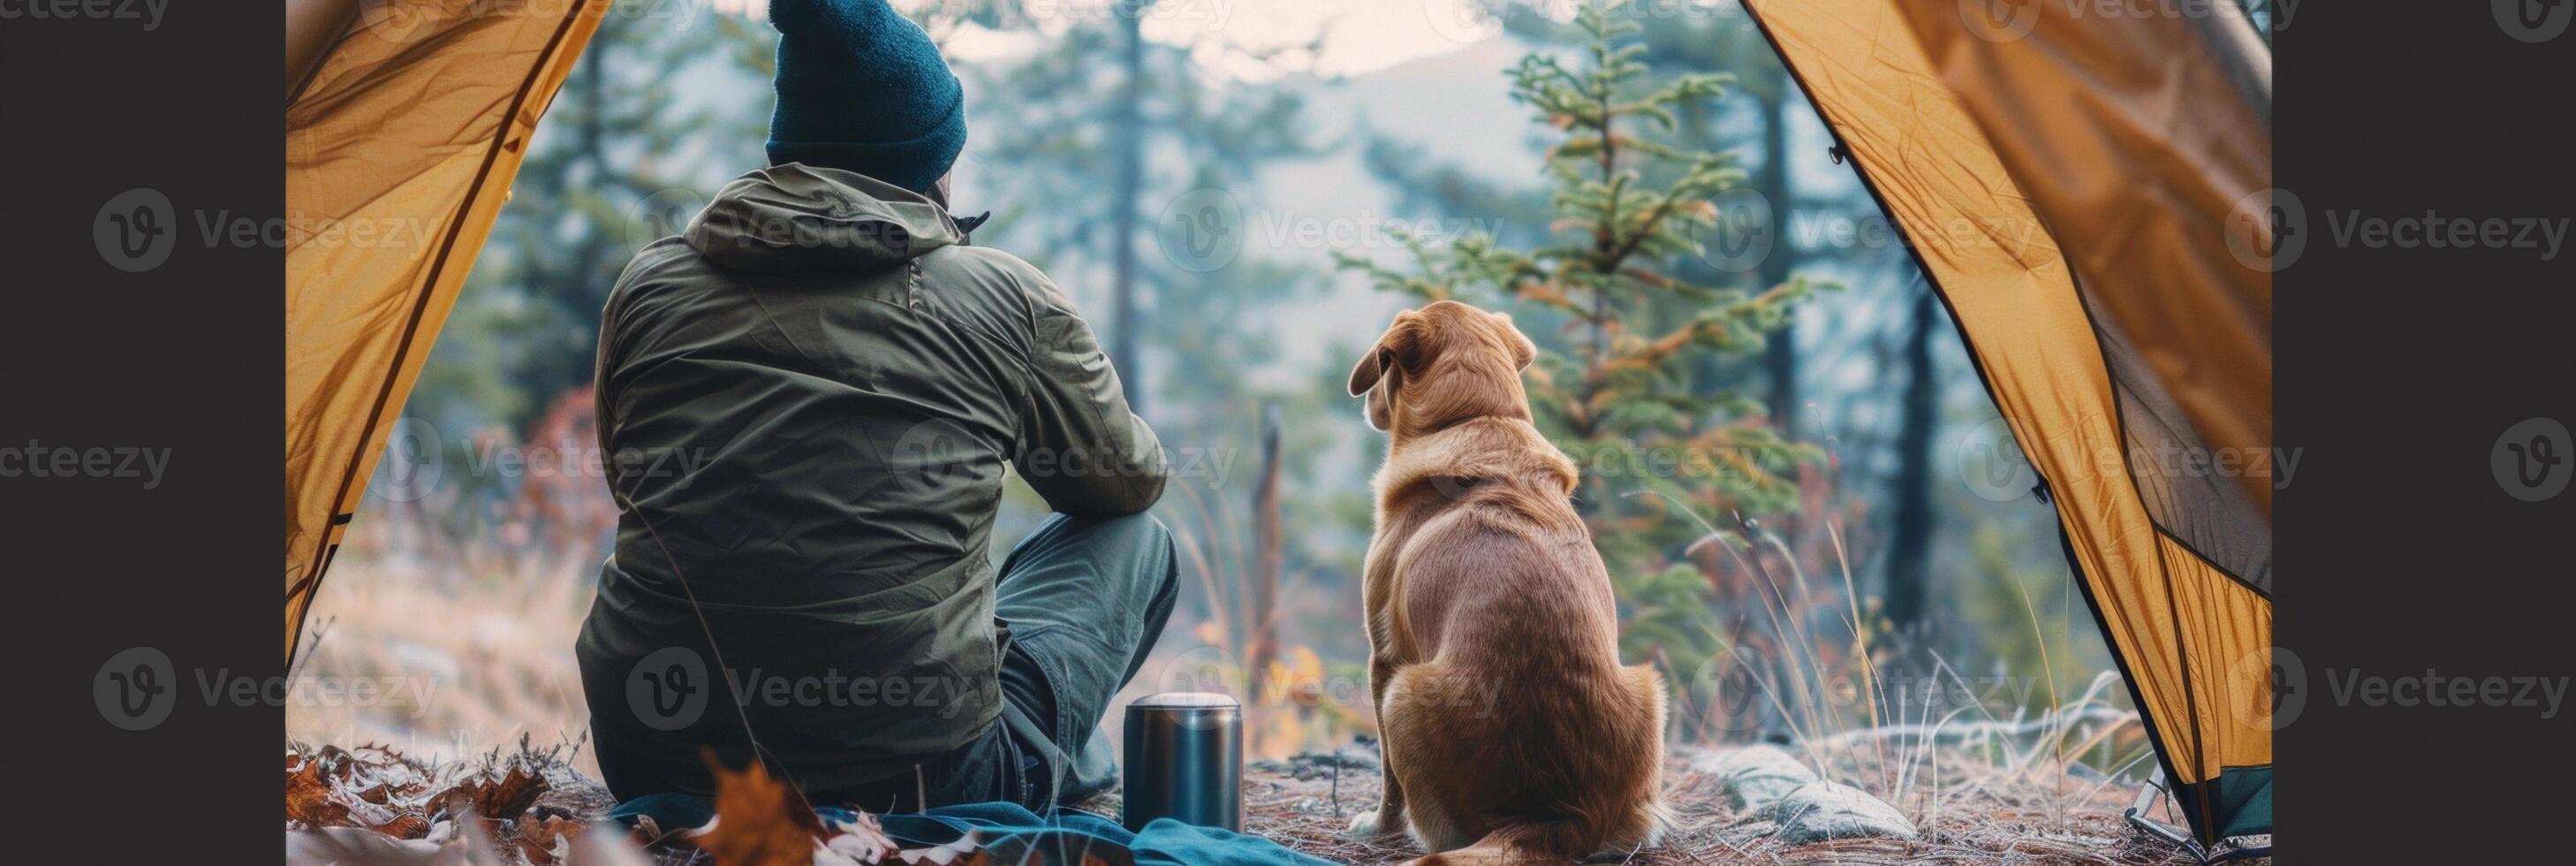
[827, 512, 1180, 811]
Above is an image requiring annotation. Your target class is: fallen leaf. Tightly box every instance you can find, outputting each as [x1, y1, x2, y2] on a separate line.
[519, 813, 584, 863]
[429, 763, 550, 821]
[285, 760, 348, 826]
[625, 815, 671, 848]
[691, 756, 826, 866]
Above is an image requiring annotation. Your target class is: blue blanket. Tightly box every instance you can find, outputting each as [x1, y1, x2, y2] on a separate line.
[610, 794, 1338, 866]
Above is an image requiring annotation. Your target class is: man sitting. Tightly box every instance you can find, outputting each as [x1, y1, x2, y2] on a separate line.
[577, 0, 1175, 812]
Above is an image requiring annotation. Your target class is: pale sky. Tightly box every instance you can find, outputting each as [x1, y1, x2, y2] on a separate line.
[713, 0, 1533, 80]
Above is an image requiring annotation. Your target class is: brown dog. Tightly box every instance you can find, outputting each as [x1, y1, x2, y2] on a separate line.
[1344, 300, 1668, 864]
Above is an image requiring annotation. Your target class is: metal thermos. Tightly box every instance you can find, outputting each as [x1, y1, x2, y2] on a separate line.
[1121, 691, 1242, 832]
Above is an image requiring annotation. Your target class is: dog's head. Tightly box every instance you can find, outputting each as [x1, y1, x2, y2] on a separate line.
[1347, 300, 1538, 436]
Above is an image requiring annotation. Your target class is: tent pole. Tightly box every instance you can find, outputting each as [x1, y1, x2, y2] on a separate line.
[2126, 769, 2273, 863]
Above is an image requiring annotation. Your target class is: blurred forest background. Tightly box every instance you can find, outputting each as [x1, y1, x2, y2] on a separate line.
[287, 0, 2143, 782]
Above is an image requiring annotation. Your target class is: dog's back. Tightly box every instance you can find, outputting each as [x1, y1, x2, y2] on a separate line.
[1372, 426, 1669, 862]
[1347, 301, 1668, 864]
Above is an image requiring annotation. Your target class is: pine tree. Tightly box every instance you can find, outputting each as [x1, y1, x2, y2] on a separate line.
[1339, 0, 1827, 694]
[961, 2, 1321, 418]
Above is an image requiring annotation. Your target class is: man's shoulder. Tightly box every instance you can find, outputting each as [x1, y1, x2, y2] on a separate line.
[921, 243, 1048, 289]
[605, 238, 713, 308]
[907, 247, 1064, 364]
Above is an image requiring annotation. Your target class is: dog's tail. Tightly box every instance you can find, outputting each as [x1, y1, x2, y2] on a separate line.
[1402, 822, 1590, 866]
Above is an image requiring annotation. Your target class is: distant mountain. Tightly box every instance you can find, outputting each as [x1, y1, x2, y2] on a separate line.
[1243, 34, 1549, 247]
[1313, 34, 1549, 184]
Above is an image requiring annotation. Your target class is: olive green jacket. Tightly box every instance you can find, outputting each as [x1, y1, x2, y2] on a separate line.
[577, 164, 1163, 797]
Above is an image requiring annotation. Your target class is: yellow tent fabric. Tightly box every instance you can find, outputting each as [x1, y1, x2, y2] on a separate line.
[285, 0, 612, 660]
[1745, 0, 2272, 848]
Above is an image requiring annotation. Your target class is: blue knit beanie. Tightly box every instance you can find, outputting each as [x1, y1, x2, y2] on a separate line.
[765, 0, 966, 193]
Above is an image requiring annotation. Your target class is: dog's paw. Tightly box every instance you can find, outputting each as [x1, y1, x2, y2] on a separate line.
[1345, 809, 1392, 839]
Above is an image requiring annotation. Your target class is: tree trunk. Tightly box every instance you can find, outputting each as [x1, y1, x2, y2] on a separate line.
[1758, 87, 1798, 438]
[1883, 286, 1940, 662]
[1246, 406, 1283, 689]
[1108, 2, 1146, 412]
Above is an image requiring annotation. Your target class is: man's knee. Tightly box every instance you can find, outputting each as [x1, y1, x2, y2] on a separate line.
[1086, 512, 1178, 604]
[1080, 510, 1167, 543]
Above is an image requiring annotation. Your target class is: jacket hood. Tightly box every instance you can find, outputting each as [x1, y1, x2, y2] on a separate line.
[685, 163, 961, 272]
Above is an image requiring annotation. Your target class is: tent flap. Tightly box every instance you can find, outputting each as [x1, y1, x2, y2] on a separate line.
[285, 0, 611, 660]
[1745, 0, 2274, 847]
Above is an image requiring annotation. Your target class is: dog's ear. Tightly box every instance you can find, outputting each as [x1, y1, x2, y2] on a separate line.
[1361, 380, 1393, 432]
[1346, 313, 1423, 397]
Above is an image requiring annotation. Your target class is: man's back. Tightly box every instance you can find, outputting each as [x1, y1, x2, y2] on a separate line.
[578, 164, 1163, 798]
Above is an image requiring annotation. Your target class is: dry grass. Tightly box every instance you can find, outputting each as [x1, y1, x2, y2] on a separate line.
[1235, 745, 2231, 866]
[289, 552, 602, 778]
[322, 737, 2231, 866]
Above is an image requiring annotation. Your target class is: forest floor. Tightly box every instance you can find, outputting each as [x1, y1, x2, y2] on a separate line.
[1227, 747, 2224, 866]
[289, 738, 2254, 865]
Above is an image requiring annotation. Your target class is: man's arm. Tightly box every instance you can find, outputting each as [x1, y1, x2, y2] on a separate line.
[1017, 276, 1167, 516]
